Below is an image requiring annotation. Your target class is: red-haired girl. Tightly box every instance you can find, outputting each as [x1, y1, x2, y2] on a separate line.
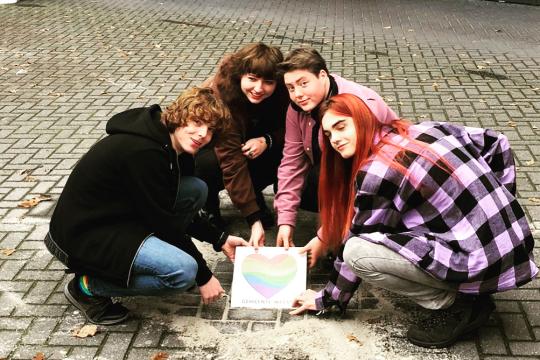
[291, 93, 537, 348]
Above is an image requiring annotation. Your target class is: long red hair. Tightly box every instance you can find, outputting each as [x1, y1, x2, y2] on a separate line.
[318, 94, 454, 251]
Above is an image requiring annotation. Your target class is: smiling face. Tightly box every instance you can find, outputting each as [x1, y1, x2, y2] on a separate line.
[240, 73, 277, 104]
[322, 111, 357, 159]
[170, 119, 213, 155]
[284, 69, 329, 112]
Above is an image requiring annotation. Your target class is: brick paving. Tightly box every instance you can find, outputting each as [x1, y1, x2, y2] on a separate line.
[0, 0, 539, 359]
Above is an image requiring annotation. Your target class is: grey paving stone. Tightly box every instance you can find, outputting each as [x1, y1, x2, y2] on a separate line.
[479, 326, 509, 355]
[20, 317, 59, 345]
[227, 308, 278, 321]
[251, 321, 276, 332]
[13, 304, 67, 318]
[499, 313, 534, 341]
[0, 330, 22, 358]
[508, 341, 540, 356]
[521, 301, 540, 327]
[67, 346, 100, 360]
[97, 332, 134, 359]
[210, 320, 248, 334]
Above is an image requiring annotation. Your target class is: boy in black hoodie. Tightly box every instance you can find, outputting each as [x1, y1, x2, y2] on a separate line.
[45, 87, 247, 325]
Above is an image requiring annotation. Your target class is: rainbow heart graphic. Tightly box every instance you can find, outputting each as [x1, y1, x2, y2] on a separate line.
[241, 253, 298, 299]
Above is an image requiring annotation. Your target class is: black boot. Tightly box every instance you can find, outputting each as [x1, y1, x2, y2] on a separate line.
[204, 191, 228, 229]
[406, 294, 495, 348]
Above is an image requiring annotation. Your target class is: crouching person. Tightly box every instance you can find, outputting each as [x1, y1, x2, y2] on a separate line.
[45, 87, 248, 325]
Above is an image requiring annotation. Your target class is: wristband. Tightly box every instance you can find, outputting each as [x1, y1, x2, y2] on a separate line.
[263, 134, 273, 149]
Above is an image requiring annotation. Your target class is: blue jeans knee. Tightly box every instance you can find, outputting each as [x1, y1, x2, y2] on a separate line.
[175, 176, 208, 213]
[158, 255, 198, 291]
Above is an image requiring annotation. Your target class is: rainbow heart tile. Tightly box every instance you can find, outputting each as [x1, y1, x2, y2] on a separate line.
[241, 253, 298, 299]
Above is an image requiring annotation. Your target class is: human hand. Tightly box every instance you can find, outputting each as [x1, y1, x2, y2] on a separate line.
[248, 221, 265, 248]
[289, 289, 318, 315]
[298, 235, 325, 268]
[276, 224, 295, 249]
[241, 137, 267, 159]
[222, 235, 249, 262]
[198, 276, 225, 305]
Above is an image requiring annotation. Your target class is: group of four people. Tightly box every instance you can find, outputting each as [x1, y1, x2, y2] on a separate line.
[45, 43, 537, 348]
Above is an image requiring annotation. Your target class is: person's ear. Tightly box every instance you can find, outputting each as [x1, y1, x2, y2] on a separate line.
[318, 70, 328, 79]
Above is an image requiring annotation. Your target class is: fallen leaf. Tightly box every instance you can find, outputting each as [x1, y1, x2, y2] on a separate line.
[346, 334, 364, 346]
[72, 324, 98, 338]
[32, 353, 45, 360]
[529, 198, 540, 204]
[154, 43, 161, 49]
[432, 82, 439, 91]
[507, 121, 517, 127]
[16, 69, 27, 75]
[525, 159, 535, 166]
[532, 125, 538, 130]
[9, 89, 16, 94]
[478, 99, 487, 103]
[0, 248, 16, 256]
[509, 103, 518, 106]
[18, 194, 52, 208]
[477, 65, 486, 70]
[23, 175, 37, 182]
[532, 88, 540, 91]
[152, 352, 169, 360]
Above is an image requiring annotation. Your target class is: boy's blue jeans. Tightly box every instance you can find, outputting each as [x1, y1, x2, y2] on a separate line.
[88, 176, 207, 297]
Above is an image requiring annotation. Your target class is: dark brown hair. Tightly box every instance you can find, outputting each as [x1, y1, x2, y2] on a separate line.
[277, 47, 329, 77]
[214, 43, 284, 106]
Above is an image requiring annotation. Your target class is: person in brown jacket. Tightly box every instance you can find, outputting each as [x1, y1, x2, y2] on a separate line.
[195, 43, 289, 247]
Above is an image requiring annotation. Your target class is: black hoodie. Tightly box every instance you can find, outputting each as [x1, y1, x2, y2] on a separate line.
[49, 105, 223, 287]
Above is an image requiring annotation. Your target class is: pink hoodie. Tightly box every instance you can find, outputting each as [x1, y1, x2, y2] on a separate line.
[274, 74, 398, 227]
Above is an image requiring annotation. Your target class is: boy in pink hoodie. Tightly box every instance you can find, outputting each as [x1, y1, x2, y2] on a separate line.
[274, 48, 398, 249]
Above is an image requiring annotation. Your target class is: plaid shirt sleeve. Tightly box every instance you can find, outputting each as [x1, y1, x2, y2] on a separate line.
[315, 246, 361, 312]
[461, 126, 516, 195]
[314, 169, 402, 312]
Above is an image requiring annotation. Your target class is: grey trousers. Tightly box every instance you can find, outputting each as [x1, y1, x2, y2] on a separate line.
[343, 237, 457, 310]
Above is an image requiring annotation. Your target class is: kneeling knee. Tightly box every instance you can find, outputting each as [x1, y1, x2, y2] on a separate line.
[162, 257, 198, 291]
[343, 240, 373, 276]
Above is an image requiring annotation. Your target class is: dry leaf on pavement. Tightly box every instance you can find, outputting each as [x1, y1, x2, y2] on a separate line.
[529, 198, 540, 204]
[432, 82, 439, 91]
[151, 352, 169, 360]
[32, 353, 46, 360]
[18, 194, 52, 208]
[346, 334, 364, 346]
[524, 159, 535, 166]
[72, 324, 98, 338]
[0, 248, 16, 256]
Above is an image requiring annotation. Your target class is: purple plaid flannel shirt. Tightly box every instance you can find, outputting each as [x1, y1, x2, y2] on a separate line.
[315, 122, 538, 311]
